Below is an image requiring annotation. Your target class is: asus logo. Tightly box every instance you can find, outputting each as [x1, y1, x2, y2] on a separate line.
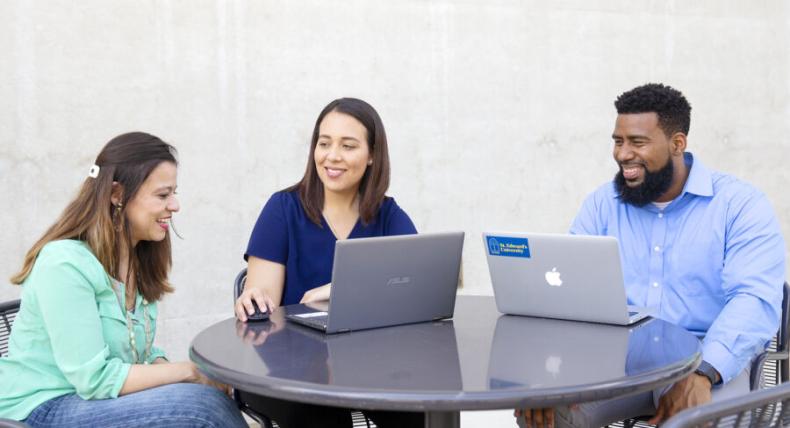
[386, 276, 412, 286]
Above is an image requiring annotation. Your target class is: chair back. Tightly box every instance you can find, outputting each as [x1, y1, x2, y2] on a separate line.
[777, 282, 790, 381]
[0, 299, 21, 358]
[662, 380, 790, 428]
[233, 268, 248, 303]
[750, 282, 790, 390]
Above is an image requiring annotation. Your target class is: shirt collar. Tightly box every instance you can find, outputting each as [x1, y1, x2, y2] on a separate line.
[680, 152, 714, 198]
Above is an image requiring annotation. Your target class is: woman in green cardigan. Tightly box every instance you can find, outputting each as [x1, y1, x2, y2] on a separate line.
[0, 132, 247, 427]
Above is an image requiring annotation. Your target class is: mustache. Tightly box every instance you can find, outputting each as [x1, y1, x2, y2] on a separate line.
[618, 162, 646, 168]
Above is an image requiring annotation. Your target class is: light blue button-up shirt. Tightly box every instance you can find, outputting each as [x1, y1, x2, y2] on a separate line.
[570, 153, 786, 383]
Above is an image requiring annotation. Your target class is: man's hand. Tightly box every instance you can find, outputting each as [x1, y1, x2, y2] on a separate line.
[514, 408, 554, 428]
[648, 373, 712, 425]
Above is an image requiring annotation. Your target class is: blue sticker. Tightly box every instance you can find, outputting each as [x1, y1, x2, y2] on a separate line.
[487, 236, 531, 258]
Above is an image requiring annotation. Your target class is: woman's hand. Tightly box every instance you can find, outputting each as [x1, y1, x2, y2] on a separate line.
[186, 362, 233, 396]
[234, 284, 276, 322]
[300, 283, 331, 304]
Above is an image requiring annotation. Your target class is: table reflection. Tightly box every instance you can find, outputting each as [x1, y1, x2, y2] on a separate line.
[241, 318, 463, 391]
[488, 316, 701, 390]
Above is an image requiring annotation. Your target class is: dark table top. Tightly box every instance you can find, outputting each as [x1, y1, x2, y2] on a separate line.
[190, 295, 701, 411]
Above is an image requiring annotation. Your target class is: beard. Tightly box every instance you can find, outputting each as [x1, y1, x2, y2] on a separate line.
[614, 158, 674, 207]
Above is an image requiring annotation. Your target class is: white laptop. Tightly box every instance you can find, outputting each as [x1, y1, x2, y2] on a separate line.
[482, 232, 651, 325]
[284, 231, 465, 334]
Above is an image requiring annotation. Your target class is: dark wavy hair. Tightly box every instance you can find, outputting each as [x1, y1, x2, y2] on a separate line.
[614, 83, 692, 137]
[287, 98, 391, 226]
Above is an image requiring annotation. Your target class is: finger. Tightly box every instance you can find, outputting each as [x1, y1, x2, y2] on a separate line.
[234, 299, 248, 322]
[534, 409, 544, 428]
[247, 288, 268, 311]
[524, 409, 532, 428]
[514, 409, 522, 417]
[546, 408, 554, 428]
[299, 290, 311, 304]
[263, 295, 276, 313]
[242, 294, 258, 317]
[648, 406, 665, 425]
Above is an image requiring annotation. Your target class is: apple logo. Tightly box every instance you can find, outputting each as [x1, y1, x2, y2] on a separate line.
[545, 355, 562, 377]
[545, 267, 562, 287]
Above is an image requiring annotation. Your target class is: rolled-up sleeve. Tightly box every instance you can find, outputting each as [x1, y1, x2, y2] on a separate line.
[33, 253, 131, 399]
[147, 346, 168, 363]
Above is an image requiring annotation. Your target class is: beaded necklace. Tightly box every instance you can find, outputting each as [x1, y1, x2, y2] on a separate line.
[111, 278, 153, 364]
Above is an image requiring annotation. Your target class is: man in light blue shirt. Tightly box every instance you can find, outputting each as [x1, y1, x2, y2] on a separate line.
[516, 84, 786, 428]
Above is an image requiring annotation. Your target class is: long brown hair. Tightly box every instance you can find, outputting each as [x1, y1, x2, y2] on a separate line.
[287, 97, 391, 225]
[11, 132, 178, 302]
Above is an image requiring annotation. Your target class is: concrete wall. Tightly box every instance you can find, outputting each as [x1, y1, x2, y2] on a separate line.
[2, 1, 789, 364]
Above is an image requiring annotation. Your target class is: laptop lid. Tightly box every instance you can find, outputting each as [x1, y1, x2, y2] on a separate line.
[482, 232, 646, 325]
[289, 231, 465, 333]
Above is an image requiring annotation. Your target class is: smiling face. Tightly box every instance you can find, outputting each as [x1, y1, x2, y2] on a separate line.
[314, 111, 372, 197]
[612, 112, 688, 205]
[612, 112, 674, 187]
[123, 161, 180, 246]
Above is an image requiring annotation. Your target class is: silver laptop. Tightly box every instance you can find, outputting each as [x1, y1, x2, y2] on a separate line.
[284, 231, 465, 334]
[482, 232, 651, 325]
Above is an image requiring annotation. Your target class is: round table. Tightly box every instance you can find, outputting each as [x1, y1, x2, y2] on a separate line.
[190, 296, 701, 427]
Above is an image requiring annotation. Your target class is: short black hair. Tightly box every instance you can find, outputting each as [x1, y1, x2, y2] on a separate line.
[614, 83, 691, 137]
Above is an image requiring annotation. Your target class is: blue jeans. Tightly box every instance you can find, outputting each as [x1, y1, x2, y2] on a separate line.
[24, 383, 248, 428]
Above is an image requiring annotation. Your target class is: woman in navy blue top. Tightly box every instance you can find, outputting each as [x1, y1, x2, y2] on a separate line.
[234, 98, 421, 428]
[243, 190, 416, 306]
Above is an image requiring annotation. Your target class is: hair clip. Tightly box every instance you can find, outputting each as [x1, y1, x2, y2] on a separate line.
[88, 164, 100, 178]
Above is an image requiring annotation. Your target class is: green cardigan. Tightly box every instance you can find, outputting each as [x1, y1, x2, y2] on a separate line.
[0, 240, 166, 420]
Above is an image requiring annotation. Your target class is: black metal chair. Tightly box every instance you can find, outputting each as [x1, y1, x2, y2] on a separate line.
[662, 380, 790, 428]
[750, 282, 790, 390]
[0, 299, 21, 358]
[0, 299, 32, 428]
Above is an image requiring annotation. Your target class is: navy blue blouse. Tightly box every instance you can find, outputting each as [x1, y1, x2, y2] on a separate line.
[245, 191, 418, 305]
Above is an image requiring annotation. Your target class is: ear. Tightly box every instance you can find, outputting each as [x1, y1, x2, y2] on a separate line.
[110, 182, 124, 206]
[670, 132, 687, 156]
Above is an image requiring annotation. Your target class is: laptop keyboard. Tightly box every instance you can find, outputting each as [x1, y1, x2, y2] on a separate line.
[298, 314, 329, 329]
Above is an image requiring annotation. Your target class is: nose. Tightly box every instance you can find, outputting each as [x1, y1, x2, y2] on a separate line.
[327, 145, 342, 161]
[614, 143, 635, 163]
[168, 195, 180, 213]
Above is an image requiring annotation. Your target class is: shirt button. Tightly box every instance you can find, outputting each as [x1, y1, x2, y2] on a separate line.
[654, 246, 661, 252]
[658, 212, 664, 218]
[652, 282, 659, 288]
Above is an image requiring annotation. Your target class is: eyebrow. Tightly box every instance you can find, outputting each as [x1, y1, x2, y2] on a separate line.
[612, 133, 650, 140]
[153, 186, 176, 192]
[318, 134, 361, 143]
